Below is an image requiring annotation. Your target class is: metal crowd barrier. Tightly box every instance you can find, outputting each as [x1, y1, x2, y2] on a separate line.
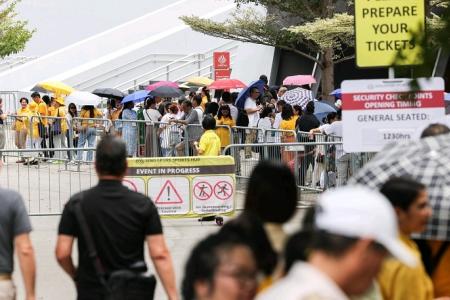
[0, 148, 97, 215]
[223, 139, 374, 193]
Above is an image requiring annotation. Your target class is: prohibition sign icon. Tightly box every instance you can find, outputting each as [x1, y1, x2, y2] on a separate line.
[194, 181, 213, 201]
[213, 181, 233, 200]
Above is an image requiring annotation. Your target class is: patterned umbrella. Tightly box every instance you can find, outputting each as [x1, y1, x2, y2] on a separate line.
[279, 87, 314, 108]
[350, 133, 450, 241]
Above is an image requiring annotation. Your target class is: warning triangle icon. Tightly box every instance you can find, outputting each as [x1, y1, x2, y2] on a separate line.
[155, 180, 183, 204]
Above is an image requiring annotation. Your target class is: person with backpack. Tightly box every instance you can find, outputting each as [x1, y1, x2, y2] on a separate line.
[56, 136, 178, 300]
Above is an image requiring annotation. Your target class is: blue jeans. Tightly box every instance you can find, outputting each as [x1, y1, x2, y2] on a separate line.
[77, 127, 96, 161]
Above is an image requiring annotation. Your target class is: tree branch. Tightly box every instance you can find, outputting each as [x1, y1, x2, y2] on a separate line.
[334, 54, 355, 64]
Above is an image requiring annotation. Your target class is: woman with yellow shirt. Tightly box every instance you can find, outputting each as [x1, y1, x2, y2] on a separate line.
[49, 97, 68, 161]
[378, 177, 434, 300]
[215, 105, 235, 151]
[77, 105, 102, 161]
[279, 104, 298, 164]
[14, 97, 29, 163]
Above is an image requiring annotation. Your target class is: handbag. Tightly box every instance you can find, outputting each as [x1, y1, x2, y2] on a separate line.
[73, 194, 157, 300]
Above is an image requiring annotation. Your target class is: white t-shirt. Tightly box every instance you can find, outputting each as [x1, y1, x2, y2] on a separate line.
[244, 97, 260, 127]
[194, 107, 204, 124]
[323, 120, 344, 159]
[257, 262, 349, 300]
[143, 108, 161, 125]
[227, 104, 238, 122]
[273, 112, 282, 129]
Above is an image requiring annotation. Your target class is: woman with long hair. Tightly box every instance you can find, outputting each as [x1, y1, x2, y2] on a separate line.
[215, 105, 235, 151]
[379, 177, 433, 300]
[77, 105, 102, 161]
[279, 104, 298, 164]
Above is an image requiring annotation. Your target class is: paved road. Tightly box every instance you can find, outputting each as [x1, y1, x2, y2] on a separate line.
[1, 156, 316, 299]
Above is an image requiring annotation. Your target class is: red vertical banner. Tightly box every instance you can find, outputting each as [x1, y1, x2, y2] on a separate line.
[214, 69, 231, 80]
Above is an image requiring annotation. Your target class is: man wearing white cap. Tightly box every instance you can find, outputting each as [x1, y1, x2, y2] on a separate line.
[258, 186, 417, 300]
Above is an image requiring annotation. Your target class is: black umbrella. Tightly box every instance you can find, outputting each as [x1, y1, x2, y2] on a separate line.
[92, 88, 126, 100]
[149, 86, 183, 98]
[30, 85, 49, 93]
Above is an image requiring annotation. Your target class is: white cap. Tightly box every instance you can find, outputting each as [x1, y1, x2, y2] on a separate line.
[315, 186, 417, 267]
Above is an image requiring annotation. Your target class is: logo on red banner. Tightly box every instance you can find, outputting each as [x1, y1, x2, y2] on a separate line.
[214, 69, 231, 81]
[213, 52, 230, 69]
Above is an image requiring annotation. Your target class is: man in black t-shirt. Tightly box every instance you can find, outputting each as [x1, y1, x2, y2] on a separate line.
[296, 101, 320, 186]
[55, 136, 178, 300]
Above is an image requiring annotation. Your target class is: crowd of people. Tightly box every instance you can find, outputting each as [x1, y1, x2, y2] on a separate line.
[2, 134, 449, 300]
[0, 75, 342, 168]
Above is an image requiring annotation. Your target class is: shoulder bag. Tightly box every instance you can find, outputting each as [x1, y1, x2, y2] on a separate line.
[73, 194, 157, 300]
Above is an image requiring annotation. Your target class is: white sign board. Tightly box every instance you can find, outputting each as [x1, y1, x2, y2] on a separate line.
[342, 78, 445, 152]
[148, 177, 190, 215]
[192, 175, 234, 214]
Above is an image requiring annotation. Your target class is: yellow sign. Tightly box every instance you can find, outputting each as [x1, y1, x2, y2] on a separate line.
[355, 0, 425, 67]
[124, 156, 236, 218]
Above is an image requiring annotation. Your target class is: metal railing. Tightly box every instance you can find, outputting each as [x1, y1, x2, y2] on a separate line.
[114, 41, 239, 92]
[0, 148, 97, 215]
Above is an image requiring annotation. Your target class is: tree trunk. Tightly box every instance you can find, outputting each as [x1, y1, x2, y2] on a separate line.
[321, 48, 335, 104]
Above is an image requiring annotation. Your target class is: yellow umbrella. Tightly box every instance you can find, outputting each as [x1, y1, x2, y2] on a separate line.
[34, 80, 74, 96]
[186, 76, 213, 86]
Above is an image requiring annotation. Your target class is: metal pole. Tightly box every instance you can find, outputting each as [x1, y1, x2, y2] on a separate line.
[388, 67, 395, 79]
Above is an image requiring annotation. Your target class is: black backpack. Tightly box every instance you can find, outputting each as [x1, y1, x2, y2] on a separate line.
[236, 108, 249, 127]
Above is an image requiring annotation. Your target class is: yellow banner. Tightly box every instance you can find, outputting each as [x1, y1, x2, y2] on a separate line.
[124, 156, 236, 218]
[355, 0, 425, 67]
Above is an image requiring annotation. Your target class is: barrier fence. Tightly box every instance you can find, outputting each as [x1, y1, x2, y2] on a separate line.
[1, 121, 377, 215]
[0, 148, 96, 216]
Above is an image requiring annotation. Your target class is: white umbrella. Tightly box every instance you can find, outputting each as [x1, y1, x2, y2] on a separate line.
[65, 91, 102, 107]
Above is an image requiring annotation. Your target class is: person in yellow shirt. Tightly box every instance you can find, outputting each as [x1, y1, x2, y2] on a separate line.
[77, 105, 103, 161]
[279, 104, 298, 164]
[30, 92, 50, 158]
[200, 87, 210, 111]
[378, 177, 434, 300]
[215, 105, 235, 151]
[49, 97, 68, 161]
[194, 115, 221, 156]
[14, 97, 30, 163]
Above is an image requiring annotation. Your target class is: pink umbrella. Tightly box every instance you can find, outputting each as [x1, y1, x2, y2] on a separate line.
[208, 79, 247, 90]
[282, 75, 316, 86]
[146, 81, 179, 91]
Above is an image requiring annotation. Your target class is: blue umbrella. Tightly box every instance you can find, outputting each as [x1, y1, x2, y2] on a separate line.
[313, 100, 337, 123]
[329, 88, 341, 99]
[235, 79, 265, 109]
[121, 90, 150, 104]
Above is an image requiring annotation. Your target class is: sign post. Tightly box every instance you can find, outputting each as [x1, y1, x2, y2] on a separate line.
[213, 51, 231, 80]
[355, 0, 425, 68]
[341, 78, 445, 153]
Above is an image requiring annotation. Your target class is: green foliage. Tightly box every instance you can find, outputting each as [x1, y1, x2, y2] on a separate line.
[0, 0, 34, 58]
